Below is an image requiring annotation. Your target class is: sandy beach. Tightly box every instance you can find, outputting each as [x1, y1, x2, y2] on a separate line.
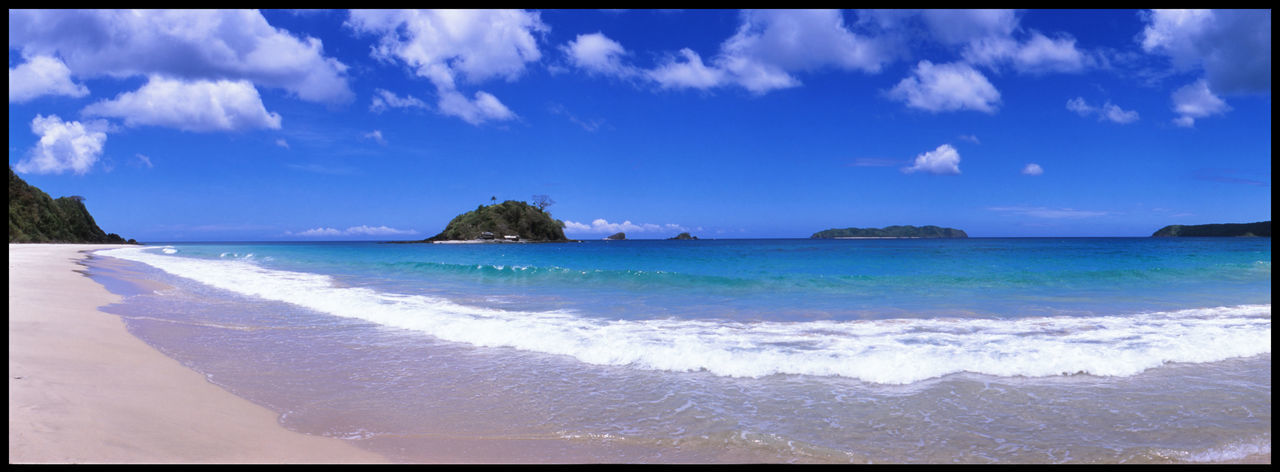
[8, 244, 387, 463]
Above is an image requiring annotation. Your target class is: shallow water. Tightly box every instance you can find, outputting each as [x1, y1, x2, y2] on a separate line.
[88, 238, 1271, 462]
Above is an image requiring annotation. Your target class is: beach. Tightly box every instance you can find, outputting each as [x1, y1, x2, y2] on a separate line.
[8, 244, 386, 463]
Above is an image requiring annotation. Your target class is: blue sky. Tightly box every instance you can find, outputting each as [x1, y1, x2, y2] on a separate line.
[8, 9, 1271, 240]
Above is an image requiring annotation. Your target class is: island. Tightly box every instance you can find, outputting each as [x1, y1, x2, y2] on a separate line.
[605, 232, 626, 240]
[668, 232, 699, 240]
[810, 225, 968, 239]
[9, 167, 136, 244]
[1151, 221, 1270, 237]
[398, 199, 574, 244]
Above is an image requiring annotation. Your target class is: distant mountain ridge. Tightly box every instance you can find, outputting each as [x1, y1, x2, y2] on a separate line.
[1151, 221, 1270, 237]
[9, 167, 132, 244]
[811, 225, 968, 239]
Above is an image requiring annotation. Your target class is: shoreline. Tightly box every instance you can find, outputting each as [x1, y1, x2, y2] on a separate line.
[8, 244, 387, 463]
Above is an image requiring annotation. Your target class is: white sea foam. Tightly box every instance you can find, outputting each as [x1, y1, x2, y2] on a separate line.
[161, 247, 178, 254]
[97, 246, 1273, 385]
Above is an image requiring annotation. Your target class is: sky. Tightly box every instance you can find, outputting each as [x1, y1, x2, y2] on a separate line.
[7, 9, 1272, 240]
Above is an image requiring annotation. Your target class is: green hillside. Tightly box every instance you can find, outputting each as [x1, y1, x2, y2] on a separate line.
[9, 167, 131, 244]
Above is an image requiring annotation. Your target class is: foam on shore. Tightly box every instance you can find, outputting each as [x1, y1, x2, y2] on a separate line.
[99, 246, 1272, 385]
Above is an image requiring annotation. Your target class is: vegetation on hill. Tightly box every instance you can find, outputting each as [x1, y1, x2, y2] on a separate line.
[810, 225, 968, 239]
[425, 199, 568, 242]
[668, 232, 698, 240]
[9, 167, 133, 244]
[1151, 221, 1270, 237]
[606, 232, 626, 240]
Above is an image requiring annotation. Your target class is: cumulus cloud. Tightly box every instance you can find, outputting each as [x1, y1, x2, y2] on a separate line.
[437, 90, 517, 125]
[578, 10, 888, 94]
[1170, 79, 1230, 127]
[563, 218, 687, 234]
[1066, 97, 1139, 124]
[82, 77, 282, 132]
[14, 114, 109, 175]
[918, 9, 1019, 45]
[1021, 163, 1043, 175]
[8, 9, 353, 103]
[346, 9, 544, 125]
[1140, 9, 1270, 94]
[291, 225, 417, 237]
[9, 55, 89, 103]
[562, 32, 635, 77]
[902, 144, 961, 175]
[964, 32, 1088, 74]
[888, 61, 1000, 113]
[647, 48, 730, 90]
[369, 88, 429, 113]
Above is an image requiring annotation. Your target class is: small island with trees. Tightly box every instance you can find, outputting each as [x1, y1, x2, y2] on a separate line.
[398, 195, 575, 244]
[1151, 221, 1270, 237]
[810, 225, 968, 239]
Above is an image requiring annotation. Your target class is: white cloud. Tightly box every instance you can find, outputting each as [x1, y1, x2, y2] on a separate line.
[958, 134, 981, 144]
[9, 55, 89, 103]
[346, 9, 544, 125]
[275, 139, 290, 149]
[8, 9, 353, 103]
[1140, 9, 1270, 94]
[369, 88, 429, 113]
[1066, 97, 1139, 124]
[1099, 102, 1140, 124]
[647, 49, 730, 90]
[714, 9, 887, 93]
[14, 115, 109, 175]
[888, 61, 1000, 113]
[1170, 79, 1230, 127]
[563, 32, 635, 77]
[902, 144, 961, 175]
[595, 10, 888, 94]
[1021, 163, 1043, 175]
[134, 153, 154, 168]
[292, 225, 417, 237]
[563, 218, 687, 234]
[989, 206, 1108, 219]
[437, 90, 517, 125]
[918, 9, 1019, 45]
[82, 76, 282, 132]
[363, 129, 387, 145]
[963, 31, 1088, 74]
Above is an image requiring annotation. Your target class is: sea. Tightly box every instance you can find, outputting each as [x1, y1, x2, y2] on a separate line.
[86, 238, 1271, 463]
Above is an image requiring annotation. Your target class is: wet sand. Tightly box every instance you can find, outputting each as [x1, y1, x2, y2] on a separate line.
[8, 244, 387, 463]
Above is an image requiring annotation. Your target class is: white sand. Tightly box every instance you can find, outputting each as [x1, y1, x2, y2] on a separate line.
[8, 244, 387, 463]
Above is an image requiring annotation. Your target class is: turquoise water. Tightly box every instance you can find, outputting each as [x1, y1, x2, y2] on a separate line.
[91, 238, 1270, 462]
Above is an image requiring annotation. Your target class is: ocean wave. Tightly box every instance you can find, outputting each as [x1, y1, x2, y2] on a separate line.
[97, 246, 1273, 385]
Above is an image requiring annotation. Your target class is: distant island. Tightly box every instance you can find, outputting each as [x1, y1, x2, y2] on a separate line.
[9, 167, 135, 244]
[605, 232, 626, 240]
[811, 225, 968, 239]
[1151, 221, 1270, 237]
[668, 232, 699, 240]
[402, 199, 572, 243]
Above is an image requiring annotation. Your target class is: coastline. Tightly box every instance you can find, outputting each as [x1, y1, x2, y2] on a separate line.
[8, 244, 387, 463]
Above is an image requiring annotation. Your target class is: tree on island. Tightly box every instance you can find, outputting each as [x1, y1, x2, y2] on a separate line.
[532, 194, 555, 212]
